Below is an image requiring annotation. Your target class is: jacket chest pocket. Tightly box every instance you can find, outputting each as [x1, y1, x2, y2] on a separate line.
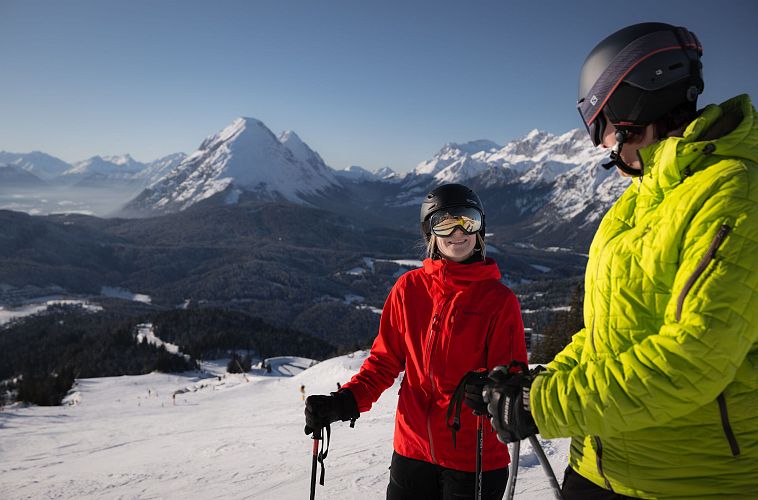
[439, 308, 489, 387]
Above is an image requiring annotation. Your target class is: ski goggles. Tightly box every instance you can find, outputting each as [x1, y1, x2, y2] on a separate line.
[579, 106, 607, 147]
[429, 207, 483, 237]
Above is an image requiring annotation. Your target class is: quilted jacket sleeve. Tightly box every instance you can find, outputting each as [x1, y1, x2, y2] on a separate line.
[531, 165, 758, 438]
[545, 328, 587, 372]
[341, 278, 407, 413]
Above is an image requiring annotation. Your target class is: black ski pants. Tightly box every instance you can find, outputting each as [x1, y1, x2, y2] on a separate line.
[561, 466, 640, 500]
[386, 451, 509, 500]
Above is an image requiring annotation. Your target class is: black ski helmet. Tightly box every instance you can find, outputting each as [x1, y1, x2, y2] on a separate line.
[420, 183, 485, 240]
[578, 22, 704, 146]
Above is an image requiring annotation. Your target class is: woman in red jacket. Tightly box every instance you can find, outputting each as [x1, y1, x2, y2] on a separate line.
[305, 183, 528, 499]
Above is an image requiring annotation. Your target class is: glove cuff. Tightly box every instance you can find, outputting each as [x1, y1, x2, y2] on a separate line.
[331, 388, 360, 421]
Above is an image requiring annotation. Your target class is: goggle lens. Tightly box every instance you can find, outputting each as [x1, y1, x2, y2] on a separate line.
[430, 208, 482, 237]
[578, 106, 606, 147]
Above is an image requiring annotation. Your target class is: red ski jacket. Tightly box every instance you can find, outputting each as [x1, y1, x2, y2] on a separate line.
[342, 257, 527, 472]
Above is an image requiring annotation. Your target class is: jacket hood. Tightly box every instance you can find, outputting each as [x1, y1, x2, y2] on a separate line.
[637, 94, 758, 192]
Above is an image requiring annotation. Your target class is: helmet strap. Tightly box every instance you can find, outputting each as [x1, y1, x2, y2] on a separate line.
[601, 128, 643, 177]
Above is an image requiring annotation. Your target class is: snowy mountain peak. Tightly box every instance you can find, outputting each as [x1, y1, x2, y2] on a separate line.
[523, 128, 546, 141]
[102, 154, 138, 166]
[278, 130, 328, 171]
[443, 140, 502, 156]
[65, 155, 146, 177]
[335, 165, 377, 182]
[346, 165, 371, 174]
[413, 139, 502, 180]
[0, 151, 71, 180]
[206, 117, 280, 151]
[374, 166, 398, 180]
[127, 117, 339, 213]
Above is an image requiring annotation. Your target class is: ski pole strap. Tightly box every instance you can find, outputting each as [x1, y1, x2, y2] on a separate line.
[317, 424, 331, 486]
[447, 371, 483, 449]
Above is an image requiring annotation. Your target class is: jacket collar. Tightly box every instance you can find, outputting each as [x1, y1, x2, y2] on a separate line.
[423, 257, 501, 290]
[635, 94, 757, 208]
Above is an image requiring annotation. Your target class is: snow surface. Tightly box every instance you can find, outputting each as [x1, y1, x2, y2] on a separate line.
[0, 352, 569, 499]
[135, 323, 188, 360]
[0, 299, 102, 326]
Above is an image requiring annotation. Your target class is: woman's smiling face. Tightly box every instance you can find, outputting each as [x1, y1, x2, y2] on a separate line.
[436, 228, 477, 262]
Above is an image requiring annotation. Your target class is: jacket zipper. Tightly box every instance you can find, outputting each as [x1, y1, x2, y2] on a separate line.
[717, 393, 741, 456]
[675, 224, 731, 321]
[716, 392, 740, 457]
[424, 291, 456, 464]
[594, 436, 614, 492]
[425, 312, 440, 463]
[674, 224, 740, 456]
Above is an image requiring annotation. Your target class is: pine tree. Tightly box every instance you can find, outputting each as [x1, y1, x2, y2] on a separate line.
[531, 285, 584, 364]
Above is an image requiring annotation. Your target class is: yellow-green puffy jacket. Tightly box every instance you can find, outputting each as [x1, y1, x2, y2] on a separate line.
[531, 94, 758, 499]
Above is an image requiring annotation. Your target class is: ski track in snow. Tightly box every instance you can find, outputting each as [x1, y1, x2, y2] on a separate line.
[0, 353, 569, 499]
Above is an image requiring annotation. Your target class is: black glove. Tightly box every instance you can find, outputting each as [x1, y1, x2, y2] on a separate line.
[483, 361, 544, 443]
[463, 370, 489, 415]
[304, 389, 360, 435]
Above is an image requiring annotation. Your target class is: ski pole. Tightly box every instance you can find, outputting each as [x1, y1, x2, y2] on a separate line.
[310, 426, 322, 500]
[527, 435, 563, 499]
[505, 439, 520, 500]
[475, 413, 484, 500]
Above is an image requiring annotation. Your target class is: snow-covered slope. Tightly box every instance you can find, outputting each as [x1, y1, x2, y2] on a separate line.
[0, 352, 569, 499]
[130, 118, 339, 212]
[137, 153, 188, 185]
[278, 130, 332, 177]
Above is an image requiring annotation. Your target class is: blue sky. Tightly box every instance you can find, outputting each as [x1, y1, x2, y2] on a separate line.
[1, 0, 757, 173]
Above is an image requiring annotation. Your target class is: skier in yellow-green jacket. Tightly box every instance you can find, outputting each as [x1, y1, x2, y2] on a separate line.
[483, 22, 758, 499]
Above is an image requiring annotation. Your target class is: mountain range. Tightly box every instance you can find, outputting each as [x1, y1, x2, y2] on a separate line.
[2, 116, 629, 249]
[0, 151, 187, 189]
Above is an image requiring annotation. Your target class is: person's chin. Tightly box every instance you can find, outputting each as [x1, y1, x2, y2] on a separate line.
[444, 249, 472, 261]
